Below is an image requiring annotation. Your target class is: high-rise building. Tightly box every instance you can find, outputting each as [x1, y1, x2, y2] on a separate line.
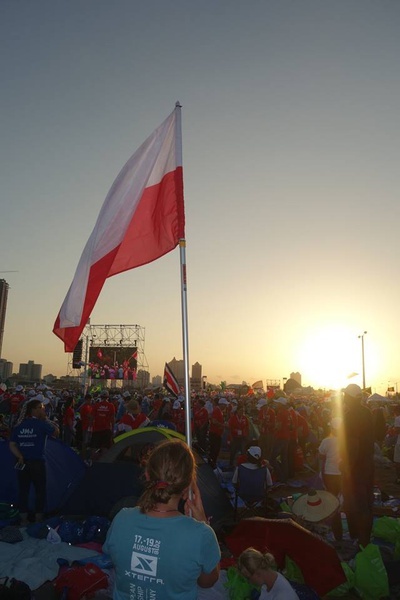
[18, 360, 42, 381]
[0, 279, 9, 358]
[191, 362, 202, 391]
[290, 372, 302, 386]
[152, 375, 162, 387]
[0, 358, 13, 380]
[168, 358, 185, 384]
[137, 369, 150, 388]
[167, 358, 202, 390]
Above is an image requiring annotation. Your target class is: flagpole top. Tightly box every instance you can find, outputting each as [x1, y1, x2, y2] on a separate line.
[175, 101, 182, 108]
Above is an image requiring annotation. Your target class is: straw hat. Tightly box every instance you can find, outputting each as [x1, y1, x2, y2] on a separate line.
[291, 489, 339, 523]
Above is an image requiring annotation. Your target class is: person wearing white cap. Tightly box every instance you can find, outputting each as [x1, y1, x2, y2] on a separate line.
[318, 417, 343, 541]
[171, 399, 185, 434]
[232, 446, 273, 488]
[341, 383, 374, 547]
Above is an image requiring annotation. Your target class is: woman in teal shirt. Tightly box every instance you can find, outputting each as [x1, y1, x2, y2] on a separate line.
[103, 439, 220, 600]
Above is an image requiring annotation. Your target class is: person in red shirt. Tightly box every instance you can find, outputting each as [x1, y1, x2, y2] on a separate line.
[91, 390, 116, 456]
[116, 399, 150, 434]
[208, 397, 225, 468]
[296, 410, 310, 454]
[9, 386, 25, 427]
[194, 398, 209, 454]
[62, 397, 75, 446]
[270, 397, 292, 483]
[79, 393, 93, 459]
[257, 398, 276, 461]
[228, 404, 249, 466]
[151, 393, 163, 419]
[172, 400, 185, 434]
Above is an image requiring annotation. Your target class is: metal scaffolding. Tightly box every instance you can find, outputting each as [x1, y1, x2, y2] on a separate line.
[66, 324, 148, 386]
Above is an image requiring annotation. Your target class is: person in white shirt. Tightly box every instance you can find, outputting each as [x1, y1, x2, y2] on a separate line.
[318, 416, 342, 540]
[237, 547, 299, 600]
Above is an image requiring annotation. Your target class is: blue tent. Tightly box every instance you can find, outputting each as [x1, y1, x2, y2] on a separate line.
[60, 428, 233, 531]
[0, 438, 86, 513]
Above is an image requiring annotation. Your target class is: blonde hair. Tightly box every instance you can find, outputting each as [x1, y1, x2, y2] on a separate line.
[137, 440, 196, 513]
[237, 547, 276, 575]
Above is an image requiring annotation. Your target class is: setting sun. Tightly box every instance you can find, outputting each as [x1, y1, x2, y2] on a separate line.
[294, 325, 380, 391]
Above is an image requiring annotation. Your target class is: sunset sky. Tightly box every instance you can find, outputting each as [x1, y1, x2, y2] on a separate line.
[1, 1, 400, 394]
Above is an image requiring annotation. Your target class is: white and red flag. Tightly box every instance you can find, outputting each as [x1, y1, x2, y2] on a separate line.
[53, 106, 184, 351]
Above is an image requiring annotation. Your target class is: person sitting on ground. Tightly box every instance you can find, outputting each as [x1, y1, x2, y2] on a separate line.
[237, 547, 300, 599]
[103, 439, 220, 599]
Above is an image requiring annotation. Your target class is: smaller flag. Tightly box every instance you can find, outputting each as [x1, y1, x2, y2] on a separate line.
[97, 349, 103, 360]
[252, 380, 264, 390]
[164, 363, 180, 397]
[131, 350, 138, 361]
[347, 372, 358, 379]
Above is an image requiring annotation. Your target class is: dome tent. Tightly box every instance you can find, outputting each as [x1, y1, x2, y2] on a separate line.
[60, 427, 233, 532]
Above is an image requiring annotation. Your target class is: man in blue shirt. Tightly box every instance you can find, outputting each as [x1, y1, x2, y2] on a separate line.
[10, 398, 59, 525]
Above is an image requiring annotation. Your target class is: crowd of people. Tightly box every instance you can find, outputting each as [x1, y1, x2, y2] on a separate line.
[1, 381, 400, 598]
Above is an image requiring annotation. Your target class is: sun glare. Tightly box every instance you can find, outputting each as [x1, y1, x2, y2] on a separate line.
[295, 325, 367, 390]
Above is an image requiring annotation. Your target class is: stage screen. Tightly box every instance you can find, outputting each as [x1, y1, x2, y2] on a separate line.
[88, 346, 137, 380]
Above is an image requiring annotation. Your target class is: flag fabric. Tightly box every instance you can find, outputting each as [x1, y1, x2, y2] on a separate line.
[347, 372, 358, 379]
[252, 380, 264, 390]
[53, 106, 184, 352]
[164, 362, 180, 397]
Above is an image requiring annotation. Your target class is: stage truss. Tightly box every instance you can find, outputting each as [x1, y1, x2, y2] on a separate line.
[66, 324, 149, 385]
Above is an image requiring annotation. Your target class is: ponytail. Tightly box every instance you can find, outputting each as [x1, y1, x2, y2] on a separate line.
[137, 440, 195, 513]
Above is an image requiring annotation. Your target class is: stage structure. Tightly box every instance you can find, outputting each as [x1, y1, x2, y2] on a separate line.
[67, 324, 149, 388]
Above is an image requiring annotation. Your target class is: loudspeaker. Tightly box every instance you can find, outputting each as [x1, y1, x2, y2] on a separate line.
[72, 339, 83, 369]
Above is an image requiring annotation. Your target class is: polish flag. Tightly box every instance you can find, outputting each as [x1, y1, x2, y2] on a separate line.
[53, 105, 184, 351]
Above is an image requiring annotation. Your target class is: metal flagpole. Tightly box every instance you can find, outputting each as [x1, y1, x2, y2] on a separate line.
[175, 101, 192, 448]
[179, 238, 192, 448]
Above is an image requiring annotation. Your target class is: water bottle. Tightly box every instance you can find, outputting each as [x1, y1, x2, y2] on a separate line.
[373, 486, 382, 506]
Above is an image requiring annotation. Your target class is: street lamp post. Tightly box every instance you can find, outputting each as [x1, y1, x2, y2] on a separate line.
[358, 331, 367, 391]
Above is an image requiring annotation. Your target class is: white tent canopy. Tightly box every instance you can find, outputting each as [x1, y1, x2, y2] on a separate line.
[367, 393, 391, 404]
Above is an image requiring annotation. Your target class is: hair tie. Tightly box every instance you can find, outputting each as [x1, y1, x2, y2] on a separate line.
[154, 481, 169, 490]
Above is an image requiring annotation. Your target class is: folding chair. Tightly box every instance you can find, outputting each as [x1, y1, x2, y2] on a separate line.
[233, 464, 268, 521]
